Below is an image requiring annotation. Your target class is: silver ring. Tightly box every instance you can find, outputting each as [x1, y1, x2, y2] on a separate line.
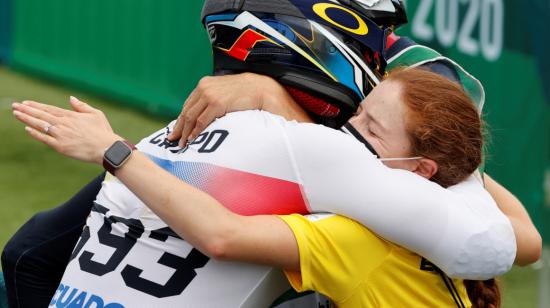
[44, 124, 53, 134]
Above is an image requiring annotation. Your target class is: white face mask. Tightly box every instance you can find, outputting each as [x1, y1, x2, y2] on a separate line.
[379, 157, 423, 162]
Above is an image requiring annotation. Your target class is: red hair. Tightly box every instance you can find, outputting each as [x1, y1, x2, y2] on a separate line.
[386, 68, 500, 308]
[386, 68, 483, 188]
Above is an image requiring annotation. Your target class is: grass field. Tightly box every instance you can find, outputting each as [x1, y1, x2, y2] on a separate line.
[0, 65, 543, 307]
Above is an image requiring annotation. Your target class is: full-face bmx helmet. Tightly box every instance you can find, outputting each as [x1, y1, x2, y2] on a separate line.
[202, 0, 407, 127]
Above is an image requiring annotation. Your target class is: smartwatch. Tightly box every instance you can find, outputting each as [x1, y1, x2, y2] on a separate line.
[103, 140, 136, 175]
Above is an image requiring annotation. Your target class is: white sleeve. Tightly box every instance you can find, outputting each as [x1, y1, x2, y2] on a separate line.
[281, 121, 516, 279]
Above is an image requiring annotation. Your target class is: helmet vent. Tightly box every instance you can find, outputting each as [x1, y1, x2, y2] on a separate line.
[249, 48, 292, 56]
[285, 86, 340, 118]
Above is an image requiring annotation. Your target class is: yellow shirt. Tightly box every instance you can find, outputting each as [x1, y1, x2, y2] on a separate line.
[279, 214, 472, 308]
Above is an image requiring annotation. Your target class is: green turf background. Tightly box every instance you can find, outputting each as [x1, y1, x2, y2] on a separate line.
[0, 66, 166, 252]
[8, 0, 211, 118]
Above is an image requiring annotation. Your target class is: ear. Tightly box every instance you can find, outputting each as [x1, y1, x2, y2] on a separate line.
[412, 158, 438, 180]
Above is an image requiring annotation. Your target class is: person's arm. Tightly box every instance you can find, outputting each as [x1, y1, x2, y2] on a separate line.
[110, 147, 301, 270]
[168, 73, 312, 146]
[11, 98, 301, 271]
[281, 121, 517, 279]
[12, 98, 515, 279]
[484, 174, 542, 265]
[166, 73, 531, 273]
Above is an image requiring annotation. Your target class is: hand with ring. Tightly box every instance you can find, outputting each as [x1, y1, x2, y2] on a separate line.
[44, 123, 53, 135]
[12, 97, 122, 165]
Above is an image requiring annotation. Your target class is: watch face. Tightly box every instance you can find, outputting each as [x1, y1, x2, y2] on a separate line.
[105, 141, 133, 167]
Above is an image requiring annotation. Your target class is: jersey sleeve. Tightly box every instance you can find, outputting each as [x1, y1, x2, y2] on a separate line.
[279, 214, 391, 303]
[280, 121, 516, 279]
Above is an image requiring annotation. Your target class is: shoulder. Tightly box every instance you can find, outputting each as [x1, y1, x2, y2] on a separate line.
[277, 119, 369, 162]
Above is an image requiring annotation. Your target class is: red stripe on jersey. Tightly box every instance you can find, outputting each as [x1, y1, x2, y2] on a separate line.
[203, 166, 310, 216]
[148, 156, 310, 216]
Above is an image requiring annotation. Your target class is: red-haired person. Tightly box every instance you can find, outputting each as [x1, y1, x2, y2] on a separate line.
[12, 68, 536, 307]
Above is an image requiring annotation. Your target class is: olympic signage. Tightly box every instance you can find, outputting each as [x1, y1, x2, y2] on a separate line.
[406, 0, 504, 61]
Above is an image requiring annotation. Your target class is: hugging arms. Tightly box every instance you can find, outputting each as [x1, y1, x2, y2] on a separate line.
[6, 69, 541, 307]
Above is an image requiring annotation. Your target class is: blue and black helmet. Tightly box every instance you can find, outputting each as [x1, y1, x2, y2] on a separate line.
[202, 0, 407, 127]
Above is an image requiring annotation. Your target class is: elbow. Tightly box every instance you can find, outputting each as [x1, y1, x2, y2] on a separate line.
[515, 232, 543, 266]
[201, 234, 234, 262]
[203, 241, 229, 261]
[447, 222, 517, 280]
[511, 216, 543, 266]
[525, 238, 543, 265]
[197, 214, 246, 262]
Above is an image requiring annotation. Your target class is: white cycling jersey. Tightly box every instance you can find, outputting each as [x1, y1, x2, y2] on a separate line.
[51, 111, 515, 308]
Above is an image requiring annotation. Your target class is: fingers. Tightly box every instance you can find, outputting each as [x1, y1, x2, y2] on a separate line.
[18, 97, 97, 115]
[168, 89, 199, 142]
[70, 96, 97, 113]
[187, 106, 225, 141]
[12, 104, 60, 129]
[24, 126, 59, 149]
[188, 114, 210, 142]
[178, 101, 208, 147]
[13, 104, 60, 150]
[170, 74, 263, 145]
[19, 100, 73, 117]
[168, 116, 184, 142]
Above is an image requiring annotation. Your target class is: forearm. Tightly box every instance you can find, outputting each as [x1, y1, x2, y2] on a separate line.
[484, 174, 542, 265]
[11, 98, 301, 267]
[114, 150, 299, 269]
[115, 151, 240, 255]
[286, 123, 516, 278]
